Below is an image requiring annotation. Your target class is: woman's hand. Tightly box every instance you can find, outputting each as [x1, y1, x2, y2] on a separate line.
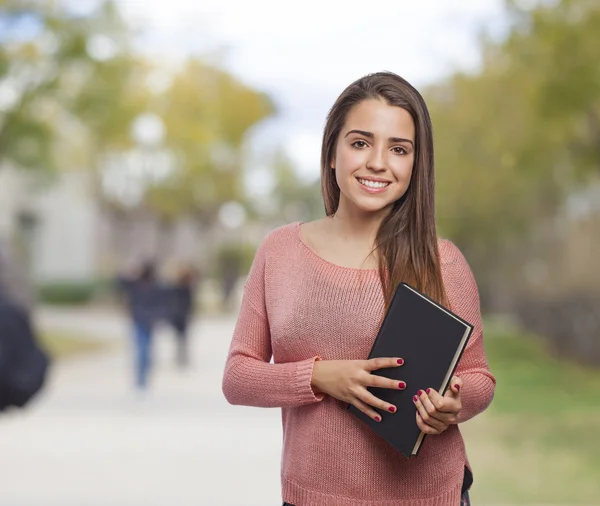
[413, 376, 463, 435]
[311, 357, 406, 422]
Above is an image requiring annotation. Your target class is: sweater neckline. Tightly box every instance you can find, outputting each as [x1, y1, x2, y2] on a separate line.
[295, 221, 379, 274]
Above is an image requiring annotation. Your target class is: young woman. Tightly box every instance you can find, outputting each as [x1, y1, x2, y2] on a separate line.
[222, 72, 496, 505]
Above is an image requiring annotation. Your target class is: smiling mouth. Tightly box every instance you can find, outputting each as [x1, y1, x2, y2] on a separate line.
[357, 178, 390, 189]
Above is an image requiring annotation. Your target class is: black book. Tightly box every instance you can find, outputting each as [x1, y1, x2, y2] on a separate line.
[348, 282, 474, 458]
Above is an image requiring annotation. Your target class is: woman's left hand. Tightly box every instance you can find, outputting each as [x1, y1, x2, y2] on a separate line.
[413, 376, 462, 435]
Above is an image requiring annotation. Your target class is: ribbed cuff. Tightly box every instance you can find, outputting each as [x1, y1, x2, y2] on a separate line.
[295, 356, 324, 404]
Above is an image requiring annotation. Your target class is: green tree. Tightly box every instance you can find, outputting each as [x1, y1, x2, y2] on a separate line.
[141, 59, 275, 222]
[429, 0, 600, 254]
[0, 0, 58, 169]
[0, 0, 144, 173]
[262, 150, 323, 223]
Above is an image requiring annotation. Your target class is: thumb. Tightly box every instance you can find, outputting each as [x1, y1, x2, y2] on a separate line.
[447, 376, 463, 397]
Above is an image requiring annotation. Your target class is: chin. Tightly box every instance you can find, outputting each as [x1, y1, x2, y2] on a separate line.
[352, 199, 394, 216]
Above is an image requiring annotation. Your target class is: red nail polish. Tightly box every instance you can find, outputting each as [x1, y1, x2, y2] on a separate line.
[417, 390, 423, 396]
[375, 416, 381, 422]
[454, 384, 460, 391]
[398, 381, 406, 389]
[413, 395, 418, 402]
[426, 388, 431, 394]
[388, 406, 396, 413]
[397, 358, 404, 365]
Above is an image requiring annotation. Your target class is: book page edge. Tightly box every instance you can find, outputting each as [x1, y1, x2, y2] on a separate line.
[411, 326, 472, 455]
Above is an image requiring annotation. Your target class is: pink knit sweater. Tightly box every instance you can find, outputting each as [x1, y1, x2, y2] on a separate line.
[222, 222, 495, 506]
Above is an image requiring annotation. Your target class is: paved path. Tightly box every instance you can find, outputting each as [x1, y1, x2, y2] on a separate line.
[0, 309, 283, 506]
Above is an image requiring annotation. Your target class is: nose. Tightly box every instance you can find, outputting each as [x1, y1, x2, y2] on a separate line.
[366, 147, 386, 172]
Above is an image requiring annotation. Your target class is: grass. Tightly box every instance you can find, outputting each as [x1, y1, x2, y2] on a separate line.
[464, 318, 600, 505]
[39, 331, 111, 360]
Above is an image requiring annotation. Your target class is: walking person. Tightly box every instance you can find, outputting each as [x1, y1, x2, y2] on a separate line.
[222, 72, 496, 505]
[117, 261, 165, 395]
[218, 247, 241, 313]
[167, 265, 198, 369]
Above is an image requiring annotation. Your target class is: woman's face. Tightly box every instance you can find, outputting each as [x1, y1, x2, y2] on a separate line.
[332, 98, 415, 218]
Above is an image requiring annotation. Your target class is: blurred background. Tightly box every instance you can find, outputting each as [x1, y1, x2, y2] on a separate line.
[0, 0, 599, 504]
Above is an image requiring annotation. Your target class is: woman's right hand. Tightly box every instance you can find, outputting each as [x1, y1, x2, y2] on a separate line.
[311, 358, 406, 422]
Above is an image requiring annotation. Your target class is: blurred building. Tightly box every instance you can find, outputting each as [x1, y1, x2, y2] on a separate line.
[0, 166, 98, 284]
[0, 165, 215, 286]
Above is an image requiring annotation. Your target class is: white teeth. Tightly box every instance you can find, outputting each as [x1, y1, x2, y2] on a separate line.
[358, 178, 389, 189]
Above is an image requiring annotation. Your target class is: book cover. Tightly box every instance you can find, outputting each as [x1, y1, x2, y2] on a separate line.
[348, 282, 473, 458]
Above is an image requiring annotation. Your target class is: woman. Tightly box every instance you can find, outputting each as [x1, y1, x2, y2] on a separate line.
[222, 72, 495, 505]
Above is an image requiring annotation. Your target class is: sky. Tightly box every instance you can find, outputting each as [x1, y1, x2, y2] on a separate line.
[112, 0, 512, 189]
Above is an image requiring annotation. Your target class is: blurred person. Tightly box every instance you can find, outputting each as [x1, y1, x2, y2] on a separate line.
[117, 261, 165, 395]
[166, 264, 199, 369]
[0, 280, 50, 413]
[222, 72, 495, 506]
[218, 249, 241, 313]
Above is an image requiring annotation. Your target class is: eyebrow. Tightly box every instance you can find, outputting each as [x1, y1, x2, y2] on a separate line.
[344, 129, 414, 147]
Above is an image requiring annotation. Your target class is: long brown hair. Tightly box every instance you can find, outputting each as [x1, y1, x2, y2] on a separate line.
[320, 71, 448, 309]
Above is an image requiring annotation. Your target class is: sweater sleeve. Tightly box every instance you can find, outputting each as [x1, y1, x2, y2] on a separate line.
[221, 235, 324, 408]
[441, 240, 496, 424]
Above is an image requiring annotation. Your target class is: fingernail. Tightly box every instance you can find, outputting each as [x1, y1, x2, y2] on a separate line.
[388, 406, 396, 413]
[397, 358, 404, 365]
[417, 390, 424, 396]
[413, 395, 418, 402]
[375, 416, 381, 422]
[398, 381, 406, 389]
[426, 388, 431, 394]
[454, 384, 460, 391]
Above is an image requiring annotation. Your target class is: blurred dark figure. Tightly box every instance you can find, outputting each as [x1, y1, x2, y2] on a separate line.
[117, 261, 165, 393]
[167, 265, 199, 369]
[218, 252, 240, 313]
[0, 283, 50, 412]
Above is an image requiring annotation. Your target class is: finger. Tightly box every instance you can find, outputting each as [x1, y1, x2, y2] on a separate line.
[424, 388, 459, 415]
[413, 393, 447, 432]
[351, 397, 383, 423]
[357, 388, 398, 414]
[416, 412, 442, 435]
[364, 357, 404, 372]
[446, 376, 463, 397]
[417, 390, 453, 424]
[364, 373, 407, 391]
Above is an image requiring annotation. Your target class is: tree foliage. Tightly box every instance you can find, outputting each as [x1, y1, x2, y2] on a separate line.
[0, 0, 275, 225]
[143, 60, 274, 221]
[0, 1, 142, 171]
[429, 0, 600, 256]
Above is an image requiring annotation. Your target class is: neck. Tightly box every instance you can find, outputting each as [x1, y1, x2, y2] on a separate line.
[329, 201, 390, 247]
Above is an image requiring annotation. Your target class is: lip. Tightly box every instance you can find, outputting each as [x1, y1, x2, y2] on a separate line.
[356, 177, 391, 194]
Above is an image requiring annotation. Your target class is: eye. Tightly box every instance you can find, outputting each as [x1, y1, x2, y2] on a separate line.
[392, 146, 408, 155]
[351, 140, 368, 149]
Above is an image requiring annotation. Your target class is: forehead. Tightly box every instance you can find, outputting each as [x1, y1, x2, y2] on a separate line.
[344, 99, 415, 139]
